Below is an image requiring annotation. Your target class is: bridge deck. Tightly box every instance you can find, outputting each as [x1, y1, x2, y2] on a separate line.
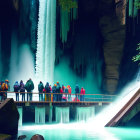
[0, 92, 115, 106]
[14, 101, 111, 106]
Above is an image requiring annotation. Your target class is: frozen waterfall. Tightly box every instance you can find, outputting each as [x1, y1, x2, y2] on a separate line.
[76, 106, 95, 122]
[55, 107, 70, 123]
[35, 107, 46, 124]
[36, 0, 56, 84]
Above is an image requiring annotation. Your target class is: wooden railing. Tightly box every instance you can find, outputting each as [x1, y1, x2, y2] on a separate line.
[0, 91, 116, 103]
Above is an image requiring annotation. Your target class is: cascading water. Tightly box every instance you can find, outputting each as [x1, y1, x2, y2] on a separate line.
[91, 80, 140, 127]
[35, 107, 46, 124]
[18, 107, 23, 126]
[8, 30, 18, 88]
[55, 107, 70, 123]
[76, 106, 95, 122]
[36, 0, 56, 84]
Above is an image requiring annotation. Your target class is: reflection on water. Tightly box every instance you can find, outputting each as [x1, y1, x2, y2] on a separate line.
[18, 123, 140, 140]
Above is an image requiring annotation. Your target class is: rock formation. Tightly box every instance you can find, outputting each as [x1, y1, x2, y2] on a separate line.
[0, 98, 19, 136]
[99, 0, 126, 94]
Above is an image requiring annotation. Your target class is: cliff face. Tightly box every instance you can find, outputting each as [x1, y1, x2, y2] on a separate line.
[99, 0, 126, 94]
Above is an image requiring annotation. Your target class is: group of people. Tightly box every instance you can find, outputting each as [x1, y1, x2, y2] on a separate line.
[13, 78, 34, 101]
[0, 78, 86, 102]
[0, 79, 10, 101]
[38, 81, 72, 102]
[38, 81, 85, 102]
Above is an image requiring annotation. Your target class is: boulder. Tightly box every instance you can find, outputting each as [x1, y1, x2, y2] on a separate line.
[31, 134, 44, 140]
[0, 98, 19, 136]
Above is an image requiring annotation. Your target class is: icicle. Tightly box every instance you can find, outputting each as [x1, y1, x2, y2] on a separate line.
[133, 0, 138, 17]
[60, 9, 70, 43]
[76, 106, 95, 122]
[73, 0, 78, 20]
[129, 0, 133, 17]
[73, 8, 77, 20]
[60, 0, 78, 44]
[55, 107, 70, 123]
[35, 107, 46, 124]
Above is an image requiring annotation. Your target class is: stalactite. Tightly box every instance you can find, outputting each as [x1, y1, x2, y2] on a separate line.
[134, 0, 138, 17]
[129, 0, 133, 17]
[60, 9, 70, 43]
[59, 0, 78, 44]
[73, 0, 78, 20]
[129, 0, 138, 17]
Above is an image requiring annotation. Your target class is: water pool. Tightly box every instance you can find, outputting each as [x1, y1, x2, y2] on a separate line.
[18, 123, 140, 140]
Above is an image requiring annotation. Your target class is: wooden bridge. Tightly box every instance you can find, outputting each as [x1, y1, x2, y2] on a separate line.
[0, 91, 115, 106]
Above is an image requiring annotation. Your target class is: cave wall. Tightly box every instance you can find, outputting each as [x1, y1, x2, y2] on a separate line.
[99, 0, 126, 94]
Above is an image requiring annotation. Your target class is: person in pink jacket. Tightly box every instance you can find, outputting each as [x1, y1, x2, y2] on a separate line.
[80, 87, 85, 101]
[68, 85, 72, 101]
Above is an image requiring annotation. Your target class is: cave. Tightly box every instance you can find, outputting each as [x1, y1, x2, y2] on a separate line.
[0, 0, 140, 95]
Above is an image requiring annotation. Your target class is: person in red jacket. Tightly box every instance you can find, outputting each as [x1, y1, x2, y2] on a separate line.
[68, 85, 72, 101]
[80, 87, 85, 101]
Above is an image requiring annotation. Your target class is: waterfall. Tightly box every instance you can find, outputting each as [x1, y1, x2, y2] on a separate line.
[8, 30, 18, 86]
[18, 107, 23, 126]
[36, 0, 56, 84]
[55, 107, 70, 123]
[76, 106, 95, 122]
[35, 107, 46, 124]
[129, 0, 138, 17]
